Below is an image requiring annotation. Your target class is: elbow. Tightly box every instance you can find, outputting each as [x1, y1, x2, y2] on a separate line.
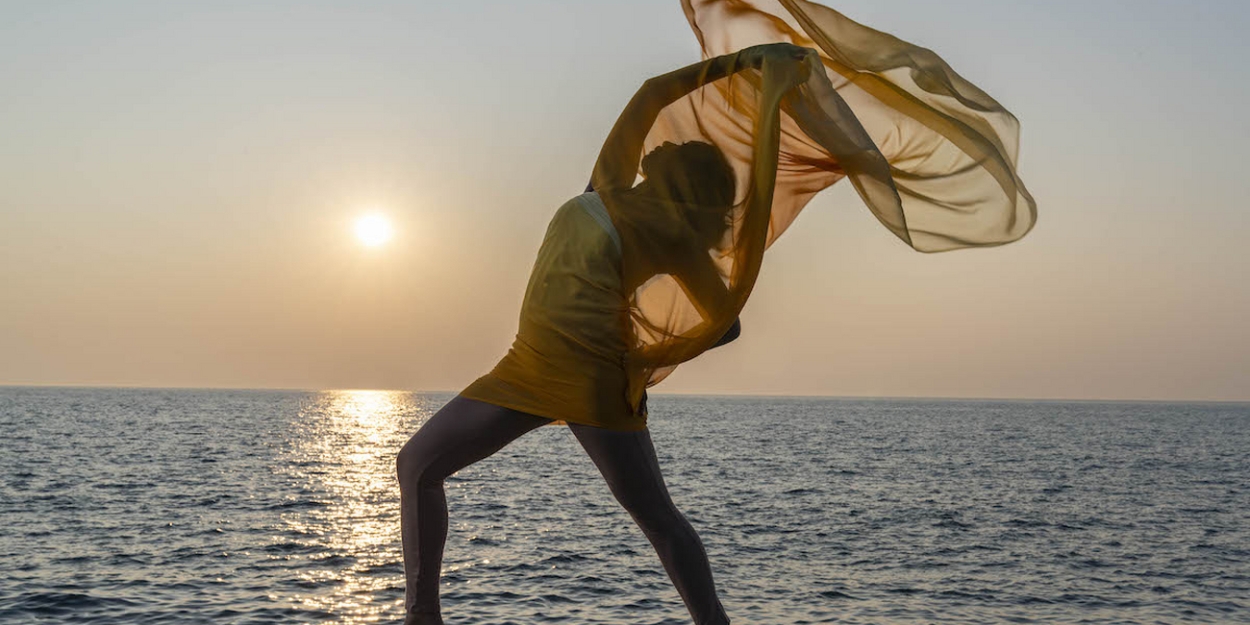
[711, 317, 741, 349]
[635, 77, 662, 103]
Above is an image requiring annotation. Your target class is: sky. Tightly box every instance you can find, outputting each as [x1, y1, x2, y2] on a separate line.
[1, 0, 1247, 401]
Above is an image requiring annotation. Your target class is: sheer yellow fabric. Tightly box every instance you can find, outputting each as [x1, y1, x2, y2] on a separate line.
[593, 0, 1037, 413]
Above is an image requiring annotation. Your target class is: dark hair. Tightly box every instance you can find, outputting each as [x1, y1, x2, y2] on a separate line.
[641, 141, 736, 245]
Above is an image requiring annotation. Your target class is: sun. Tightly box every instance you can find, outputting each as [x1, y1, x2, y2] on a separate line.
[354, 213, 393, 248]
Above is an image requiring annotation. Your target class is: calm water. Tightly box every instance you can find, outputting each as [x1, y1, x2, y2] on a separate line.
[1, 388, 1247, 624]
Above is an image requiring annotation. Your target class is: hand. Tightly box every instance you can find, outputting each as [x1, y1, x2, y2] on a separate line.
[738, 42, 816, 69]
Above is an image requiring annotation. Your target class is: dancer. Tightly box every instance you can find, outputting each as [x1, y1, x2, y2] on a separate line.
[399, 43, 808, 625]
[398, 2, 1034, 623]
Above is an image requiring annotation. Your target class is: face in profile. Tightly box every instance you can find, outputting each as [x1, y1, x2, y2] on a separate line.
[641, 141, 736, 247]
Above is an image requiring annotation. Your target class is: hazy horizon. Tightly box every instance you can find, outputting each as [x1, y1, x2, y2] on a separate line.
[4, 384, 1248, 407]
[3, 1, 1248, 402]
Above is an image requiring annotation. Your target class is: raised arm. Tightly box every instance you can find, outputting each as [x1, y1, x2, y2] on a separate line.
[592, 44, 812, 193]
[631, 246, 738, 363]
[613, 44, 814, 368]
[591, 54, 741, 193]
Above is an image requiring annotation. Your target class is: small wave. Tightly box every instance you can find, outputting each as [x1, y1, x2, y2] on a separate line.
[1, 591, 139, 617]
[267, 499, 331, 511]
[818, 589, 858, 600]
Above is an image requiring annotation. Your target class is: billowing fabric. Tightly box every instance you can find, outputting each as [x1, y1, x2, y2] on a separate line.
[467, 0, 1036, 425]
[589, 0, 1036, 412]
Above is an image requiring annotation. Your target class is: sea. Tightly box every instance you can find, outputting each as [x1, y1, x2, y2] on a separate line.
[1, 387, 1247, 624]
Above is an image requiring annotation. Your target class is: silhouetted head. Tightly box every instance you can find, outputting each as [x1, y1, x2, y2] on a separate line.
[640, 140, 736, 245]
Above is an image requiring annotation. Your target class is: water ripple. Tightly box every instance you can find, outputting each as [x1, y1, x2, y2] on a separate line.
[1, 388, 1247, 623]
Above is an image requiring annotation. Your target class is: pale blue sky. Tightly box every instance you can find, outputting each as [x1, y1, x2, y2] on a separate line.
[2, 1, 1247, 400]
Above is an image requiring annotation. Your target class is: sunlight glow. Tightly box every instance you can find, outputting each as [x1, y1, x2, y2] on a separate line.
[279, 389, 418, 622]
[354, 214, 393, 248]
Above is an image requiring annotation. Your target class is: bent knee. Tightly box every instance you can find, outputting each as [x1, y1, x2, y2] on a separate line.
[633, 511, 695, 542]
[396, 442, 440, 489]
[622, 499, 687, 534]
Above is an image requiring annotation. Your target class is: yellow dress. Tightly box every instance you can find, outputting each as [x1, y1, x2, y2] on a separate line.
[460, 192, 646, 431]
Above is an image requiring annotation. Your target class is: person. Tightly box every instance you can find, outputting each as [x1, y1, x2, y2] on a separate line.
[396, 43, 812, 625]
[398, 0, 1039, 619]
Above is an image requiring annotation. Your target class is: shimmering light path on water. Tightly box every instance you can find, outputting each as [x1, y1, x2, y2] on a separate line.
[1, 389, 1247, 623]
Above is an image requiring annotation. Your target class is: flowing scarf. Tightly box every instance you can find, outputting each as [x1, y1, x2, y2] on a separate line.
[593, 0, 1036, 411]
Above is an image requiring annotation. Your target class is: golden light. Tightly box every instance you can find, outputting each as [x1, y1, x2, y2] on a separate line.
[281, 390, 416, 621]
[354, 213, 393, 248]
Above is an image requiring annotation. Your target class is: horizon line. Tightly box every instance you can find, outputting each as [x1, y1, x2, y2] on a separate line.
[1, 383, 1247, 406]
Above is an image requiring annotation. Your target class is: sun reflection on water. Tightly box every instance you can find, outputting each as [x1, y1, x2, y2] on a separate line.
[274, 390, 434, 623]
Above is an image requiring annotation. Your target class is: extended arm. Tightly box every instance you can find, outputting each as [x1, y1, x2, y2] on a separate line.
[592, 44, 811, 193]
[591, 53, 744, 193]
[668, 244, 740, 348]
[630, 252, 739, 364]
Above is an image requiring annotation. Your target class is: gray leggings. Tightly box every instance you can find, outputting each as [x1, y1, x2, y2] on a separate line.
[396, 395, 728, 625]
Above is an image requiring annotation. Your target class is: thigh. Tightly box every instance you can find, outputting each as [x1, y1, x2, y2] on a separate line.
[568, 423, 676, 512]
[400, 396, 552, 480]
